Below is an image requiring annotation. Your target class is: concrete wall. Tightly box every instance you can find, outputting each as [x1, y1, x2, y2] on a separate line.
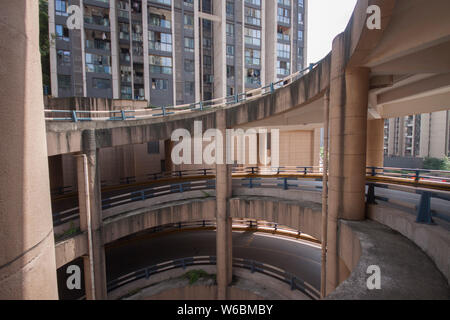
[368, 203, 450, 285]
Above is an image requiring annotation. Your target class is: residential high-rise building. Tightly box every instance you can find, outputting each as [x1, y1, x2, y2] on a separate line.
[48, 0, 308, 106]
[384, 111, 450, 159]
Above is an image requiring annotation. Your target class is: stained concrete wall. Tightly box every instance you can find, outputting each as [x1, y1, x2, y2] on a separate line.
[368, 203, 450, 285]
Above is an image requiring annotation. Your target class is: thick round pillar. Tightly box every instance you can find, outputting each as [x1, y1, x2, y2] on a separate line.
[215, 109, 232, 300]
[327, 32, 370, 295]
[366, 119, 385, 168]
[0, 1, 58, 299]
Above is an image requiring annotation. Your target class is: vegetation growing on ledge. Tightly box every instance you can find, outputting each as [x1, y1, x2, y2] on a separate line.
[183, 270, 216, 285]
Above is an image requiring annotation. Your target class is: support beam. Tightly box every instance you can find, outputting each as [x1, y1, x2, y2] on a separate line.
[327, 33, 370, 294]
[215, 109, 232, 300]
[76, 130, 107, 300]
[366, 119, 385, 168]
[0, 0, 58, 299]
[320, 90, 330, 298]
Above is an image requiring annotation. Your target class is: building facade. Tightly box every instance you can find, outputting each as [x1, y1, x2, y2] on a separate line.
[384, 110, 450, 159]
[48, 0, 308, 106]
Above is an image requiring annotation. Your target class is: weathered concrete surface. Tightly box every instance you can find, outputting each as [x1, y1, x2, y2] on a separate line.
[327, 220, 450, 300]
[0, 0, 58, 299]
[230, 196, 322, 240]
[54, 232, 88, 269]
[368, 203, 450, 285]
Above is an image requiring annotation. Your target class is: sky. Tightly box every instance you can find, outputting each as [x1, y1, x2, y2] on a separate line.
[307, 0, 358, 64]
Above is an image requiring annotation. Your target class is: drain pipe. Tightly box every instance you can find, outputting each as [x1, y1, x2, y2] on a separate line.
[320, 90, 330, 298]
[79, 154, 96, 300]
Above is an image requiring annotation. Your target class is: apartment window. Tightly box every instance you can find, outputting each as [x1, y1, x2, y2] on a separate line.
[245, 7, 261, 26]
[244, 27, 261, 46]
[277, 60, 290, 76]
[184, 0, 194, 7]
[147, 141, 160, 154]
[298, 0, 304, 7]
[277, 43, 290, 59]
[204, 55, 212, 67]
[149, 13, 171, 29]
[152, 79, 168, 90]
[57, 75, 71, 89]
[152, 0, 172, 5]
[84, 6, 110, 27]
[184, 14, 194, 29]
[120, 65, 132, 83]
[298, 12, 303, 24]
[278, 7, 290, 24]
[55, 25, 70, 41]
[278, 0, 290, 5]
[245, 48, 261, 65]
[203, 37, 212, 48]
[298, 30, 303, 42]
[226, 23, 235, 37]
[121, 85, 132, 99]
[246, 68, 261, 85]
[226, 45, 235, 59]
[85, 53, 111, 74]
[184, 37, 194, 52]
[226, 2, 234, 18]
[245, 0, 261, 6]
[185, 82, 195, 96]
[85, 30, 111, 51]
[227, 65, 235, 80]
[93, 78, 111, 89]
[149, 31, 172, 52]
[55, 0, 68, 16]
[227, 86, 234, 96]
[149, 55, 172, 74]
[184, 59, 194, 72]
[57, 50, 71, 66]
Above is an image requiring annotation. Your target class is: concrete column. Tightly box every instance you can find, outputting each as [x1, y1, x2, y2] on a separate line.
[366, 119, 385, 168]
[327, 33, 370, 294]
[213, 0, 227, 99]
[76, 130, 107, 300]
[0, 0, 58, 299]
[194, 0, 201, 101]
[110, 0, 120, 99]
[164, 139, 174, 172]
[216, 109, 232, 300]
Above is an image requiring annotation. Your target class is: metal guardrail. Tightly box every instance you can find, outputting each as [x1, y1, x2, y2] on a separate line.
[106, 255, 320, 300]
[367, 166, 450, 184]
[44, 64, 318, 122]
[51, 166, 450, 227]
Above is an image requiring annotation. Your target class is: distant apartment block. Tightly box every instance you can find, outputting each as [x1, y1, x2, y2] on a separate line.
[384, 110, 450, 159]
[48, 0, 308, 107]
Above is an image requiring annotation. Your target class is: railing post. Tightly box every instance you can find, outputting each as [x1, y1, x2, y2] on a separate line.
[283, 178, 288, 190]
[367, 183, 377, 204]
[249, 178, 253, 189]
[162, 106, 166, 116]
[415, 170, 421, 183]
[290, 277, 296, 290]
[121, 110, 126, 121]
[199, 101, 203, 111]
[416, 191, 434, 224]
[270, 82, 274, 93]
[145, 268, 150, 279]
[371, 167, 377, 177]
[72, 110, 78, 123]
[251, 261, 255, 273]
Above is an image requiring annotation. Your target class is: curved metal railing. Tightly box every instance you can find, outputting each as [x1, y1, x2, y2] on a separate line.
[107, 256, 321, 300]
[44, 64, 318, 122]
[51, 165, 450, 227]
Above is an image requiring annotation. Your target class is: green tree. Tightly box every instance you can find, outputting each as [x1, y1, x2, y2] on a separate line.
[423, 156, 450, 171]
[39, 0, 50, 95]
